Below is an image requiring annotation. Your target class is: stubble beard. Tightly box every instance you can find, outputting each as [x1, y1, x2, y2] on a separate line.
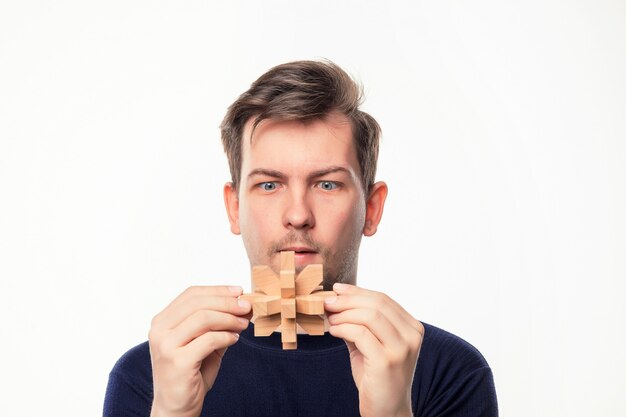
[266, 230, 361, 290]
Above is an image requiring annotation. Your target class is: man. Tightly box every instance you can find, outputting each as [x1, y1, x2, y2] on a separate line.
[104, 60, 498, 417]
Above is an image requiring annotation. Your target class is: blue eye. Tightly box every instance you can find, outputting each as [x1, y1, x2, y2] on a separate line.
[319, 181, 338, 191]
[260, 182, 277, 191]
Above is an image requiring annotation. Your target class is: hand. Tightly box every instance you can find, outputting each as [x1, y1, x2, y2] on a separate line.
[325, 283, 424, 417]
[148, 286, 252, 417]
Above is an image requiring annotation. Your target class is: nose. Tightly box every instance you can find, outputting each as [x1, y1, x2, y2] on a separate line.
[282, 189, 315, 230]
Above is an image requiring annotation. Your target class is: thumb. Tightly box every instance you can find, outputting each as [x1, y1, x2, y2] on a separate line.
[345, 341, 358, 357]
[200, 348, 227, 391]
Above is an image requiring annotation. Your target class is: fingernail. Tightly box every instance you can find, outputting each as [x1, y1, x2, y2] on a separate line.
[238, 299, 251, 308]
[333, 283, 346, 291]
[233, 333, 240, 340]
[229, 286, 243, 295]
[324, 297, 337, 304]
[238, 317, 249, 325]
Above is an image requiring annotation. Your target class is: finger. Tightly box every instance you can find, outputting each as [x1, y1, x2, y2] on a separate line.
[327, 284, 421, 336]
[327, 308, 404, 350]
[180, 331, 240, 365]
[215, 347, 227, 359]
[170, 310, 249, 347]
[344, 340, 357, 357]
[156, 294, 252, 330]
[160, 285, 244, 318]
[330, 284, 408, 319]
[325, 292, 410, 329]
[200, 350, 226, 391]
[328, 323, 383, 359]
[167, 285, 244, 309]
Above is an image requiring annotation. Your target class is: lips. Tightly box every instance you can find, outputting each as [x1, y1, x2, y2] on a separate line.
[281, 246, 317, 254]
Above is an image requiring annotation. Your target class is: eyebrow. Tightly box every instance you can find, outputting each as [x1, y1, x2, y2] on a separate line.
[246, 166, 354, 182]
[247, 168, 286, 180]
[308, 166, 353, 179]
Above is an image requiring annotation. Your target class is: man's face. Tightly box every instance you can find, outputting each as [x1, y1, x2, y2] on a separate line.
[224, 113, 386, 288]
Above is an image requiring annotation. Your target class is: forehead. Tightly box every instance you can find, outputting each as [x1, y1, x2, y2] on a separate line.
[240, 114, 360, 176]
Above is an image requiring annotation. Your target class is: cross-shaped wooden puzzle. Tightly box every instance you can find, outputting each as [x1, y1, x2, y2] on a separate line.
[240, 251, 336, 349]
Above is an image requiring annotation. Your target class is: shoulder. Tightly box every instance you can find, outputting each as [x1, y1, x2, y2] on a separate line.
[419, 322, 490, 372]
[109, 340, 152, 382]
[104, 341, 153, 416]
[413, 323, 498, 416]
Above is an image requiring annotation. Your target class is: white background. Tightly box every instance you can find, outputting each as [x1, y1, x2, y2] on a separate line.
[1, 1, 624, 416]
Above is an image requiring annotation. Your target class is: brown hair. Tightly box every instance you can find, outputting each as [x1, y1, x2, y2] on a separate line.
[220, 59, 381, 194]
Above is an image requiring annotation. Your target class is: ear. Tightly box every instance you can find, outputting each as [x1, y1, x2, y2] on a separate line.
[363, 181, 388, 237]
[223, 182, 241, 235]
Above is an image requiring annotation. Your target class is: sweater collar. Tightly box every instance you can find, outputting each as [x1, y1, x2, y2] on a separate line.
[238, 323, 345, 352]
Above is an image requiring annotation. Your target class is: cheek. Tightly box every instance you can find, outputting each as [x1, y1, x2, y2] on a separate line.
[239, 198, 279, 244]
[239, 203, 263, 235]
[321, 201, 365, 239]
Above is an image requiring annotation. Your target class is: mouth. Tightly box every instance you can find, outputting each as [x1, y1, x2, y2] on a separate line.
[279, 247, 320, 268]
[280, 246, 318, 255]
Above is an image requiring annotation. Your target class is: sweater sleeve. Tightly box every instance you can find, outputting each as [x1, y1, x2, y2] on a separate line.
[419, 366, 498, 417]
[413, 323, 498, 417]
[103, 342, 153, 417]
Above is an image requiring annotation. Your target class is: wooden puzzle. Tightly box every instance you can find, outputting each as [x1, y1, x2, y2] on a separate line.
[240, 251, 336, 349]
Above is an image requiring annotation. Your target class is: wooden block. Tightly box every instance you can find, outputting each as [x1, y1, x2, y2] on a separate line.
[280, 270, 295, 298]
[280, 251, 295, 272]
[296, 313, 325, 335]
[282, 342, 297, 350]
[253, 295, 281, 316]
[254, 314, 281, 336]
[239, 293, 281, 316]
[296, 294, 324, 314]
[246, 251, 334, 350]
[296, 291, 336, 315]
[295, 264, 323, 295]
[252, 265, 280, 295]
[280, 250, 296, 298]
[281, 298, 296, 318]
[238, 293, 262, 303]
[311, 290, 336, 299]
[281, 317, 297, 343]
[239, 293, 261, 308]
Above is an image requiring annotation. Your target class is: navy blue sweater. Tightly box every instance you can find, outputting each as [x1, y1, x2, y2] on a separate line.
[104, 322, 497, 416]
